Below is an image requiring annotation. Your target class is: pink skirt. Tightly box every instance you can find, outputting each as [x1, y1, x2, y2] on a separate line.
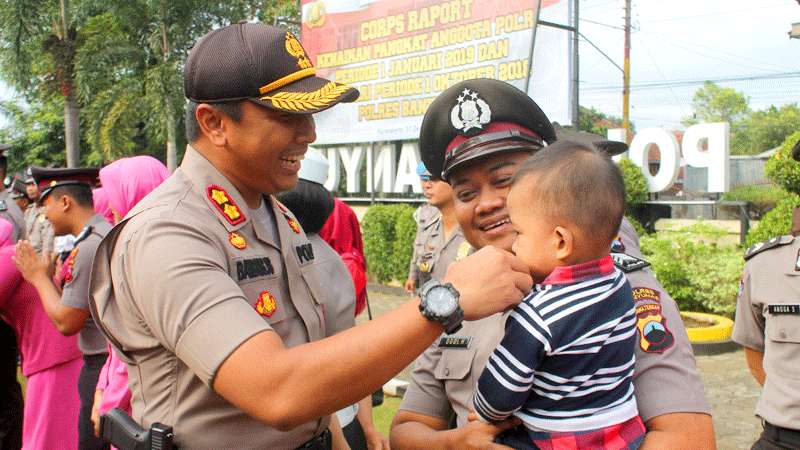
[23, 357, 82, 450]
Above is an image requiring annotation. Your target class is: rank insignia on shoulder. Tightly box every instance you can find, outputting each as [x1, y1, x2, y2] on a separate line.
[744, 235, 794, 261]
[207, 185, 245, 226]
[287, 217, 301, 234]
[255, 291, 278, 318]
[228, 232, 247, 250]
[438, 336, 472, 349]
[611, 252, 650, 273]
[63, 248, 79, 285]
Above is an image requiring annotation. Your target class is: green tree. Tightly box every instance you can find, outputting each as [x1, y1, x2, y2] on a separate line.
[682, 81, 750, 126]
[734, 104, 800, 155]
[0, 0, 100, 167]
[578, 106, 626, 137]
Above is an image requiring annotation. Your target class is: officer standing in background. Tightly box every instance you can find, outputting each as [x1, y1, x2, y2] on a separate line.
[23, 171, 55, 254]
[14, 167, 111, 450]
[0, 145, 27, 242]
[88, 23, 530, 449]
[405, 162, 469, 294]
[391, 79, 714, 449]
[732, 140, 800, 450]
[9, 178, 30, 212]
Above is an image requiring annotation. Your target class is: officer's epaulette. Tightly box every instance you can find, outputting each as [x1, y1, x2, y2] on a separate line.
[611, 252, 650, 273]
[0, 199, 6, 211]
[744, 235, 795, 261]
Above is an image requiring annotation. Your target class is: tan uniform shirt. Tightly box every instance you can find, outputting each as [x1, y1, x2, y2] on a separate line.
[408, 204, 440, 282]
[90, 147, 332, 449]
[62, 214, 111, 355]
[24, 204, 54, 254]
[0, 190, 26, 242]
[400, 217, 710, 426]
[733, 235, 800, 430]
[309, 233, 356, 336]
[409, 211, 469, 288]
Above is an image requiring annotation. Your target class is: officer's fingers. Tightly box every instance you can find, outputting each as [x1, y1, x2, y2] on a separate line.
[510, 271, 533, 294]
[502, 251, 531, 275]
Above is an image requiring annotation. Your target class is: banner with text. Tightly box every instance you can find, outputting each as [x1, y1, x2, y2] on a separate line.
[301, 0, 572, 145]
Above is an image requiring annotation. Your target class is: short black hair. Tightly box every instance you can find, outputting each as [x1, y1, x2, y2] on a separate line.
[46, 184, 94, 208]
[277, 179, 335, 234]
[514, 140, 626, 246]
[185, 100, 244, 142]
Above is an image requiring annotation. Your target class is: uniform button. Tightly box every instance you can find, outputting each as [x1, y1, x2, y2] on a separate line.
[780, 330, 787, 339]
[444, 368, 450, 376]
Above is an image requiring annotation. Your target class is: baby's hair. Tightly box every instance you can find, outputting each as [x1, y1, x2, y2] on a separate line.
[513, 140, 626, 247]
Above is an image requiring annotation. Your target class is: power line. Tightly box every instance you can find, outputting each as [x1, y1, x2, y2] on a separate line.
[582, 72, 800, 92]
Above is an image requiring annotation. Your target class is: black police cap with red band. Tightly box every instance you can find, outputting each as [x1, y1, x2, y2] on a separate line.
[419, 79, 557, 181]
[28, 166, 100, 200]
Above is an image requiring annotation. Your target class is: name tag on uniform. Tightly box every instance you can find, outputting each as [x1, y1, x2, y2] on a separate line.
[295, 243, 315, 264]
[768, 304, 800, 315]
[438, 336, 472, 349]
[236, 257, 275, 281]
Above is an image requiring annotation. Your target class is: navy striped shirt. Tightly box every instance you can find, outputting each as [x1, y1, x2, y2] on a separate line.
[473, 256, 639, 432]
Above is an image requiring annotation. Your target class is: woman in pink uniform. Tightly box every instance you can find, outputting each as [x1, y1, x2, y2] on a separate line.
[91, 156, 170, 437]
[0, 218, 83, 449]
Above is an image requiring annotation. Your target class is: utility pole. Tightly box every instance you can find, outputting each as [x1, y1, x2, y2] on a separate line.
[622, 0, 632, 142]
[572, 0, 579, 126]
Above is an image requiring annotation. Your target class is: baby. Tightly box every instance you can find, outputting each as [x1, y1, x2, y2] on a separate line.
[472, 141, 645, 449]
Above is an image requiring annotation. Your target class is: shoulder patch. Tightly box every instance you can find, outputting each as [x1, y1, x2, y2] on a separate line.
[744, 235, 794, 261]
[611, 252, 650, 273]
[207, 185, 246, 226]
[633, 286, 675, 353]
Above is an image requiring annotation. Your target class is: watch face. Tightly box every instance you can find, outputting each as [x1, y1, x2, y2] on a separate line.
[427, 286, 457, 316]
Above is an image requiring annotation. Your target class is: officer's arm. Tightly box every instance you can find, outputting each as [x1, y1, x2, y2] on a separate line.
[213, 246, 532, 431]
[641, 413, 716, 450]
[743, 347, 766, 385]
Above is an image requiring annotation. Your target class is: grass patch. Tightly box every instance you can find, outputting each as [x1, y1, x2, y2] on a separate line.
[372, 396, 401, 436]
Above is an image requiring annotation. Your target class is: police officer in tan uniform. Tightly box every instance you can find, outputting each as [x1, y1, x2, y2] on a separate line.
[733, 218, 800, 448]
[405, 162, 469, 294]
[22, 174, 54, 254]
[88, 23, 532, 449]
[14, 166, 111, 450]
[391, 79, 714, 449]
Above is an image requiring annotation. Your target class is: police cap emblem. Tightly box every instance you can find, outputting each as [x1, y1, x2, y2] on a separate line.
[450, 89, 491, 136]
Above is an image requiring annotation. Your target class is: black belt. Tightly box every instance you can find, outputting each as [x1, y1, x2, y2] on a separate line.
[295, 429, 331, 450]
[764, 421, 800, 448]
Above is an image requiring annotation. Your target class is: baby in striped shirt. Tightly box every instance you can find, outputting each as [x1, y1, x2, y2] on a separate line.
[472, 141, 645, 449]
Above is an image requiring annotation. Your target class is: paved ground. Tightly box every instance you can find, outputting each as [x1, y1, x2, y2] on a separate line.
[363, 284, 762, 450]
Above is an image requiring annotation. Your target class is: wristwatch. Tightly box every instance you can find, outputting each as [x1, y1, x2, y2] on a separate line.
[418, 279, 464, 334]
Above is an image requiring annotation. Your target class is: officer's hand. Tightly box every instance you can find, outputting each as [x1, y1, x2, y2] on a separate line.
[363, 426, 390, 450]
[12, 240, 52, 284]
[447, 415, 518, 450]
[443, 246, 532, 321]
[91, 389, 104, 437]
[403, 278, 416, 295]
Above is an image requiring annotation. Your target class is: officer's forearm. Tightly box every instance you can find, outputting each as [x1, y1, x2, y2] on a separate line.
[215, 299, 443, 431]
[641, 413, 716, 450]
[390, 410, 450, 450]
[744, 347, 766, 386]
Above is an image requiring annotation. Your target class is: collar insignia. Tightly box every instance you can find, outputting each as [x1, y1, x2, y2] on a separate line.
[229, 232, 247, 250]
[207, 185, 246, 226]
[287, 216, 302, 234]
[255, 290, 278, 318]
[450, 88, 491, 136]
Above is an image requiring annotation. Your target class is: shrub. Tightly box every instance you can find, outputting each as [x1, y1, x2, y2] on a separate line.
[722, 184, 788, 218]
[362, 203, 416, 283]
[618, 157, 649, 208]
[745, 193, 800, 247]
[764, 130, 800, 194]
[640, 223, 743, 317]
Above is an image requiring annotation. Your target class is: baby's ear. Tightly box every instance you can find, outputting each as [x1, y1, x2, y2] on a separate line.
[553, 225, 574, 261]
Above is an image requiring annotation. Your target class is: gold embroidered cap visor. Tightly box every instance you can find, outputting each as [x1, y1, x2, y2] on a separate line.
[184, 22, 359, 114]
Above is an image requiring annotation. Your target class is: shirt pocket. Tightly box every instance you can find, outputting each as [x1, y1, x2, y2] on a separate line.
[434, 346, 477, 381]
[238, 278, 287, 326]
[766, 312, 800, 379]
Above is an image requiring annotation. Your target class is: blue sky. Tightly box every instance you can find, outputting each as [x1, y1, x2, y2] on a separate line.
[1, 0, 798, 131]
